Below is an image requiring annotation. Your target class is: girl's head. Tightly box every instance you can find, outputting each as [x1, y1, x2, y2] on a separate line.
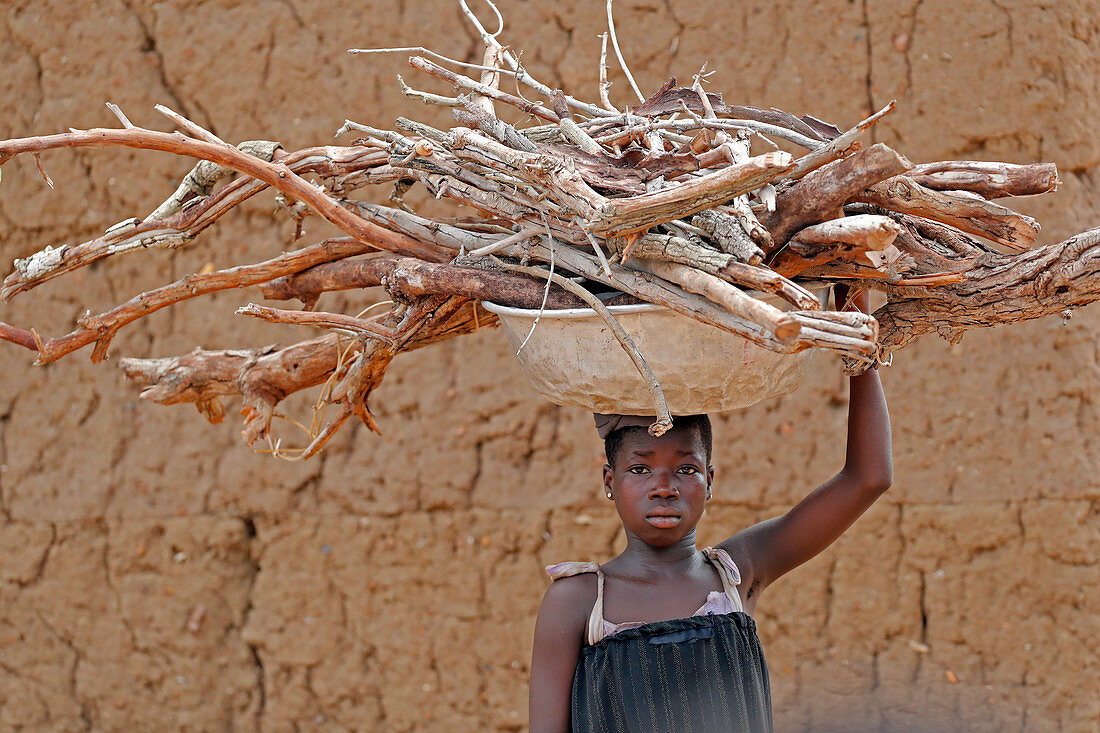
[601, 416, 714, 547]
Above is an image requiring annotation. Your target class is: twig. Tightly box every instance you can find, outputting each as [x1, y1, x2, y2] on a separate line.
[605, 0, 645, 103]
[588, 116, 821, 151]
[3, 145, 391, 300]
[906, 160, 1060, 199]
[153, 104, 228, 146]
[397, 75, 462, 107]
[632, 259, 802, 342]
[467, 226, 541, 256]
[409, 57, 560, 123]
[455, 0, 614, 118]
[105, 102, 135, 128]
[235, 303, 397, 341]
[786, 100, 896, 181]
[348, 46, 524, 78]
[32, 153, 54, 189]
[0, 321, 38, 351]
[514, 218, 557, 355]
[597, 32, 618, 112]
[584, 230, 615, 276]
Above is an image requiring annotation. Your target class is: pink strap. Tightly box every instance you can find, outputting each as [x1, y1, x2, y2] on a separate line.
[545, 561, 599, 580]
[701, 546, 743, 611]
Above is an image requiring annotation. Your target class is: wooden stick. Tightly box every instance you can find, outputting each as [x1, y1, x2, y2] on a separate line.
[692, 208, 765, 264]
[907, 161, 1059, 199]
[769, 216, 903, 278]
[3, 145, 393, 300]
[260, 254, 588, 309]
[631, 259, 802, 342]
[588, 151, 794, 237]
[119, 302, 494, 437]
[790, 214, 903, 250]
[0, 127, 449, 258]
[853, 177, 1040, 250]
[455, 0, 614, 119]
[154, 104, 228, 146]
[873, 226, 1100, 359]
[618, 231, 821, 309]
[534, 241, 862, 356]
[605, 0, 645, 103]
[597, 32, 618, 112]
[0, 321, 38, 351]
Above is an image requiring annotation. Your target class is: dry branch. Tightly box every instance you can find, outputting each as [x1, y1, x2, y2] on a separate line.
[35, 238, 376, 364]
[854, 176, 1040, 250]
[907, 161, 1059, 199]
[0, 126, 451, 263]
[236, 304, 397, 342]
[874, 227, 1100, 357]
[260, 255, 587, 309]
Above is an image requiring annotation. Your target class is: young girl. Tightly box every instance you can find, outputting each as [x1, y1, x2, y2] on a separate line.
[529, 292, 892, 732]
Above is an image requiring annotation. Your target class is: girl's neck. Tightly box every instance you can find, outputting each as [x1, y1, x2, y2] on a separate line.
[616, 531, 700, 576]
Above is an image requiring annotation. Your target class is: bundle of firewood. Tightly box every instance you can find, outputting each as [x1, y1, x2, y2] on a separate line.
[1, 1, 1098, 457]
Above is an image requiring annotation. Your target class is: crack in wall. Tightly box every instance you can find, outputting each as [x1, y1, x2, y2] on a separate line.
[116, 0, 217, 135]
[0, 394, 13, 520]
[30, 607, 92, 730]
[901, 0, 925, 103]
[859, 0, 876, 125]
[240, 515, 266, 725]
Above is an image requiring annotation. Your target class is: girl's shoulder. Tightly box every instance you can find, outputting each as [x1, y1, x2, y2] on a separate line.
[542, 561, 599, 611]
[538, 563, 598, 639]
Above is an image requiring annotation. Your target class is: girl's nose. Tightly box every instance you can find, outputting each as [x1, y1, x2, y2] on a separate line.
[648, 475, 679, 499]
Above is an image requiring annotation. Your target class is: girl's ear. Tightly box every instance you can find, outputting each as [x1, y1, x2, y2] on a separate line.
[602, 463, 614, 497]
[706, 466, 715, 499]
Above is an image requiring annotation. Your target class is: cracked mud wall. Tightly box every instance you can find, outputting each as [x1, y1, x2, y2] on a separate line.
[0, 1, 1097, 731]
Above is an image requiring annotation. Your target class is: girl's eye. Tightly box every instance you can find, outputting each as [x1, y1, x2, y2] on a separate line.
[677, 466, 699, 475]
[627, 466, 650, 474]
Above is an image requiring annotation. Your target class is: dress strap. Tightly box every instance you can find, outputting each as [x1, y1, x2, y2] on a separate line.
[701, 547, 743, 612]
[587, 570, 606, 645]
[545, 561, 600, 580]
[545, 562, 605, 645]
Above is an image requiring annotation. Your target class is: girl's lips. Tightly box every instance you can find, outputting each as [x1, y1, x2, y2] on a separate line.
[645, 515, 682, 528]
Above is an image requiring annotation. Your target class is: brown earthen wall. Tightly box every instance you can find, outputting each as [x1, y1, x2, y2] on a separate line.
[0, 1, 1097, 731]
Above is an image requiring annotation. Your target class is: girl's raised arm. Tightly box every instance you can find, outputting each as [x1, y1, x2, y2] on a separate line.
[529, 574, 592, 733]
[722, 289, 893, 593]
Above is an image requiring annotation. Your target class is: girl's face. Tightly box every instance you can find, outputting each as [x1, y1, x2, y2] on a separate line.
[603, 427, 714, 547]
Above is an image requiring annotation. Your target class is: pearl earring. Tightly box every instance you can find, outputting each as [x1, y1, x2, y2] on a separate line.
[606, 491, 613, 499]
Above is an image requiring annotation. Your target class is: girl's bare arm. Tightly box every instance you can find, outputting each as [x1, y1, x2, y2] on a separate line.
[529, 575, 592, 733]
[721, 290, 893, 592]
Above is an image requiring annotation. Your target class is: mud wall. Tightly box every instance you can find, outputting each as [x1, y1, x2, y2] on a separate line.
[0, 1, 1097, 731]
